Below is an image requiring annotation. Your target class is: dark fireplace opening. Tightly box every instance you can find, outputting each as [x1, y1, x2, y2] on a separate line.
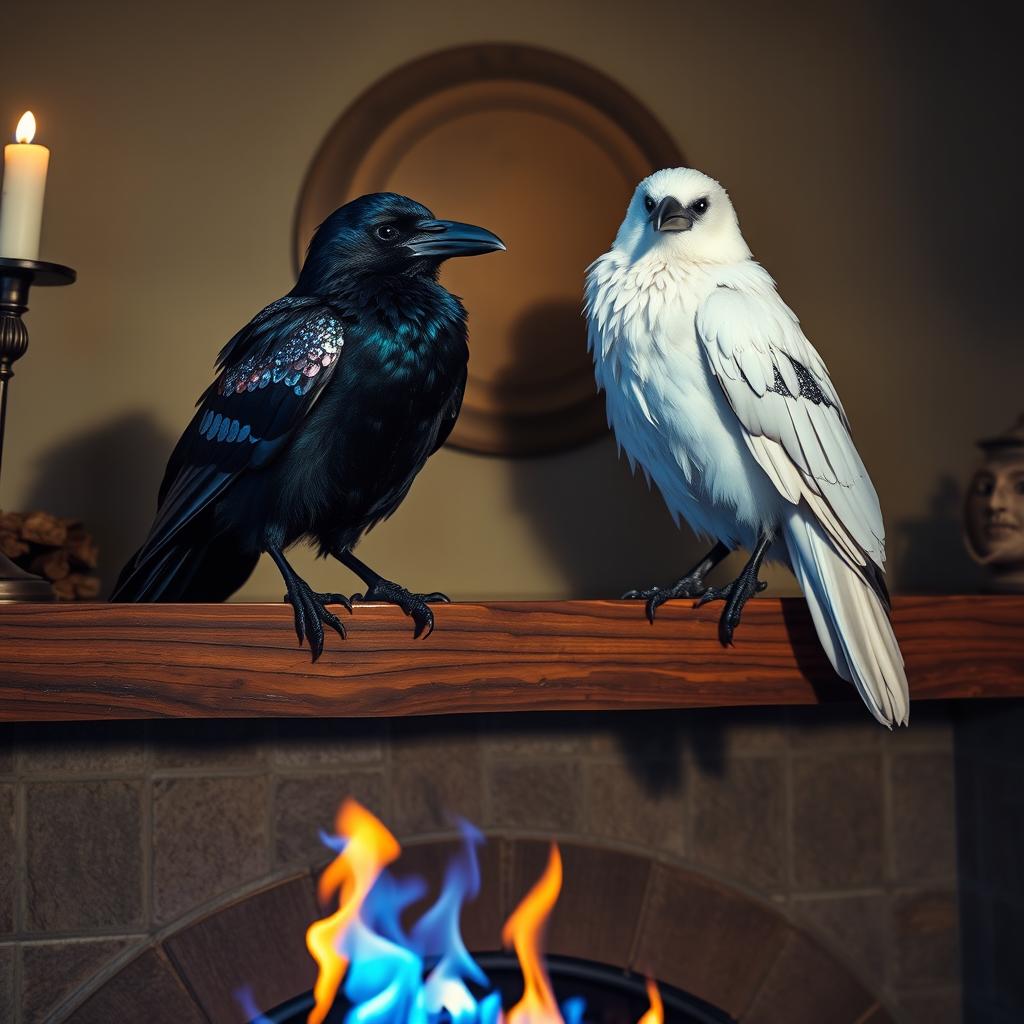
[253, 953, 735, 1024]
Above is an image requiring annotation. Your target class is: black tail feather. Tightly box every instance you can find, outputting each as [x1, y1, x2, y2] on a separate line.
[111, 529, 258, 603]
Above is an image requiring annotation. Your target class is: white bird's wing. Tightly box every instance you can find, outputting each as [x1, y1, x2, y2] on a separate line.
[696, 285, 887, 586]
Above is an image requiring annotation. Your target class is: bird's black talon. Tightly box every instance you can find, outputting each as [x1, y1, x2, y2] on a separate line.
[695, 585, 729, 608]
[349, 579, 444, 638]
[308, 617, 325, 662]
[322, 608, 347, 638]
[623, 574, 709, 623]
[695, 571, 766, 646]
[412, 604, 435, 640]
[283, 577, 348, 657]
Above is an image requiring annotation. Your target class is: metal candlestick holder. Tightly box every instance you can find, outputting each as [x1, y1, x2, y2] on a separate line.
[0, 256, 76, 602]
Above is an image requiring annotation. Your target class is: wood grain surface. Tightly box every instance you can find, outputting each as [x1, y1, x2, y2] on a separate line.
[0, 596, 1022, 721]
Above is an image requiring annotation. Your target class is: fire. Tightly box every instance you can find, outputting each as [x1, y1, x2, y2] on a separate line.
[15, 111, 36, 145]
[502, 844, 563, 1024]
[285, 800, 666, 1024]
[305, 799, 401, 1024]
[638, 977, 664, 1024]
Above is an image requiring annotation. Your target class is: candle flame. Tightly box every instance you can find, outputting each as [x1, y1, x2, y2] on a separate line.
[15, 111, 36, 145]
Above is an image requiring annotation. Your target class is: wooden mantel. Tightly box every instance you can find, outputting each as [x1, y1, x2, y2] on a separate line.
[0, 596, 1022, 722]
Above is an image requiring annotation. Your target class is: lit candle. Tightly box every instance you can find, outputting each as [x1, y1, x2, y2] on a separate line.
[0, 111, 50, 260]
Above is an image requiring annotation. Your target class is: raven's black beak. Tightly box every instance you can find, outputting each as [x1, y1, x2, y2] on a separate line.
[407, 220, 506, 258]
[650, 196, 693, 233]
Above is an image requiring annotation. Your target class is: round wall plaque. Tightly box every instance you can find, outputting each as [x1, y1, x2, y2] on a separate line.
[295, 45, 683, 455]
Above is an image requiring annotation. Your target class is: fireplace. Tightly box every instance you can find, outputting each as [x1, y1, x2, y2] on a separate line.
[0, 704, 966, 1023]
[27, 833, 889, 1024]
[230, 799, 738, 1024]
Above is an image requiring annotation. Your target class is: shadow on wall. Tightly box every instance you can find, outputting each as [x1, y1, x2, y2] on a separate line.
[496, 299, 593, 408]
[22, 411, 175, 597]
[492, 311, 738, 779]
[893, 474, 982, 593]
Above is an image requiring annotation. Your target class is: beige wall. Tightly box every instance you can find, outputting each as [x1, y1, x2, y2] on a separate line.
[0, 0, 1016, 601]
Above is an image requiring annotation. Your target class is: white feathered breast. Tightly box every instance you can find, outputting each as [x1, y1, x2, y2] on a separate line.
[585, 252, 791, 547]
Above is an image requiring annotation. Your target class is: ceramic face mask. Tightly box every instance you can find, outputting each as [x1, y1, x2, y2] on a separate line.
[965, 414, 1024, 591]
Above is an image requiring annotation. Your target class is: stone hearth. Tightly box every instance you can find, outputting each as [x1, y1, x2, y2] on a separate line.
[0, 705, 961, 1023]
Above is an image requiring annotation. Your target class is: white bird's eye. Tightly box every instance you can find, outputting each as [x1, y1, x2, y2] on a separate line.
[692, 198, 709, 215]
[375, 223, 399, 241]
[643, 196, 655, 213]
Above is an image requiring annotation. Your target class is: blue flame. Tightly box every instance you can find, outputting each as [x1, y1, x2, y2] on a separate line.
[363, 870, 428, 949]
[411, 820, 490, 1020]
[561, 996, 587, 1024]
[343, 918, 427, 1024]
[234, 985, 274, 1023]
[336, 820, 497, 1024]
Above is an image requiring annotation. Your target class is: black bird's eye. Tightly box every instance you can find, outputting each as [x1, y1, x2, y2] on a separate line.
[375, 223, 399, 242]
[643, 196, 655, 213]
[692, 198, 709, 215]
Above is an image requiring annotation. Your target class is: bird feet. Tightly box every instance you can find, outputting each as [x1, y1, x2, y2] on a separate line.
[349, 580, 450, 639]
[622, 573, 709, 624]
[695, 570, 768, 646]
[281, 583, 352, 661]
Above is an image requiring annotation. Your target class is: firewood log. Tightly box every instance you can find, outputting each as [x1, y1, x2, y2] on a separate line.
[1, 508, 100, 599]
[30, 549, 71, 582]
[66, 526, 99, 570]
[0, 530, 29, 559]
[52, 573, 101, 601]
[0, 511, 24, 533]
[21, 511, 68, 547]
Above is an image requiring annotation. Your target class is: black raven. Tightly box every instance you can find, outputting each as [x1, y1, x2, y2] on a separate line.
[111, 193, 504, 658]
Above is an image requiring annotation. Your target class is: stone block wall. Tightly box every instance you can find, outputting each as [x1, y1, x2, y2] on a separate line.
[0, 704, 959, 1023]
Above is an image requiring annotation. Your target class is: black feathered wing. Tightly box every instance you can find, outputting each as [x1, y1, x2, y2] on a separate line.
[112, 297, 345, 598]
[430, 367, 466, 456]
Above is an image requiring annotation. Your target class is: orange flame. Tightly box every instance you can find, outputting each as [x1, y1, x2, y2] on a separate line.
[502, 843, 564, 1024]
[637, 977, 664, 1024]
[305, 799, 401, 1024]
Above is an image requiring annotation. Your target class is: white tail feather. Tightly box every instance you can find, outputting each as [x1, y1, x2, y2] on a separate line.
[783, 508, 909, 727]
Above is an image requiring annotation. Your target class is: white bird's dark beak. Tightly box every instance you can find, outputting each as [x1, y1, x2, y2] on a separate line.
[407, 219, 506, 258]
[650, 196, 693, 233]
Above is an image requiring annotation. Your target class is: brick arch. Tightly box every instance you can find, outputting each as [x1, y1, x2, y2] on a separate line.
[58, 837, 893, 1023]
